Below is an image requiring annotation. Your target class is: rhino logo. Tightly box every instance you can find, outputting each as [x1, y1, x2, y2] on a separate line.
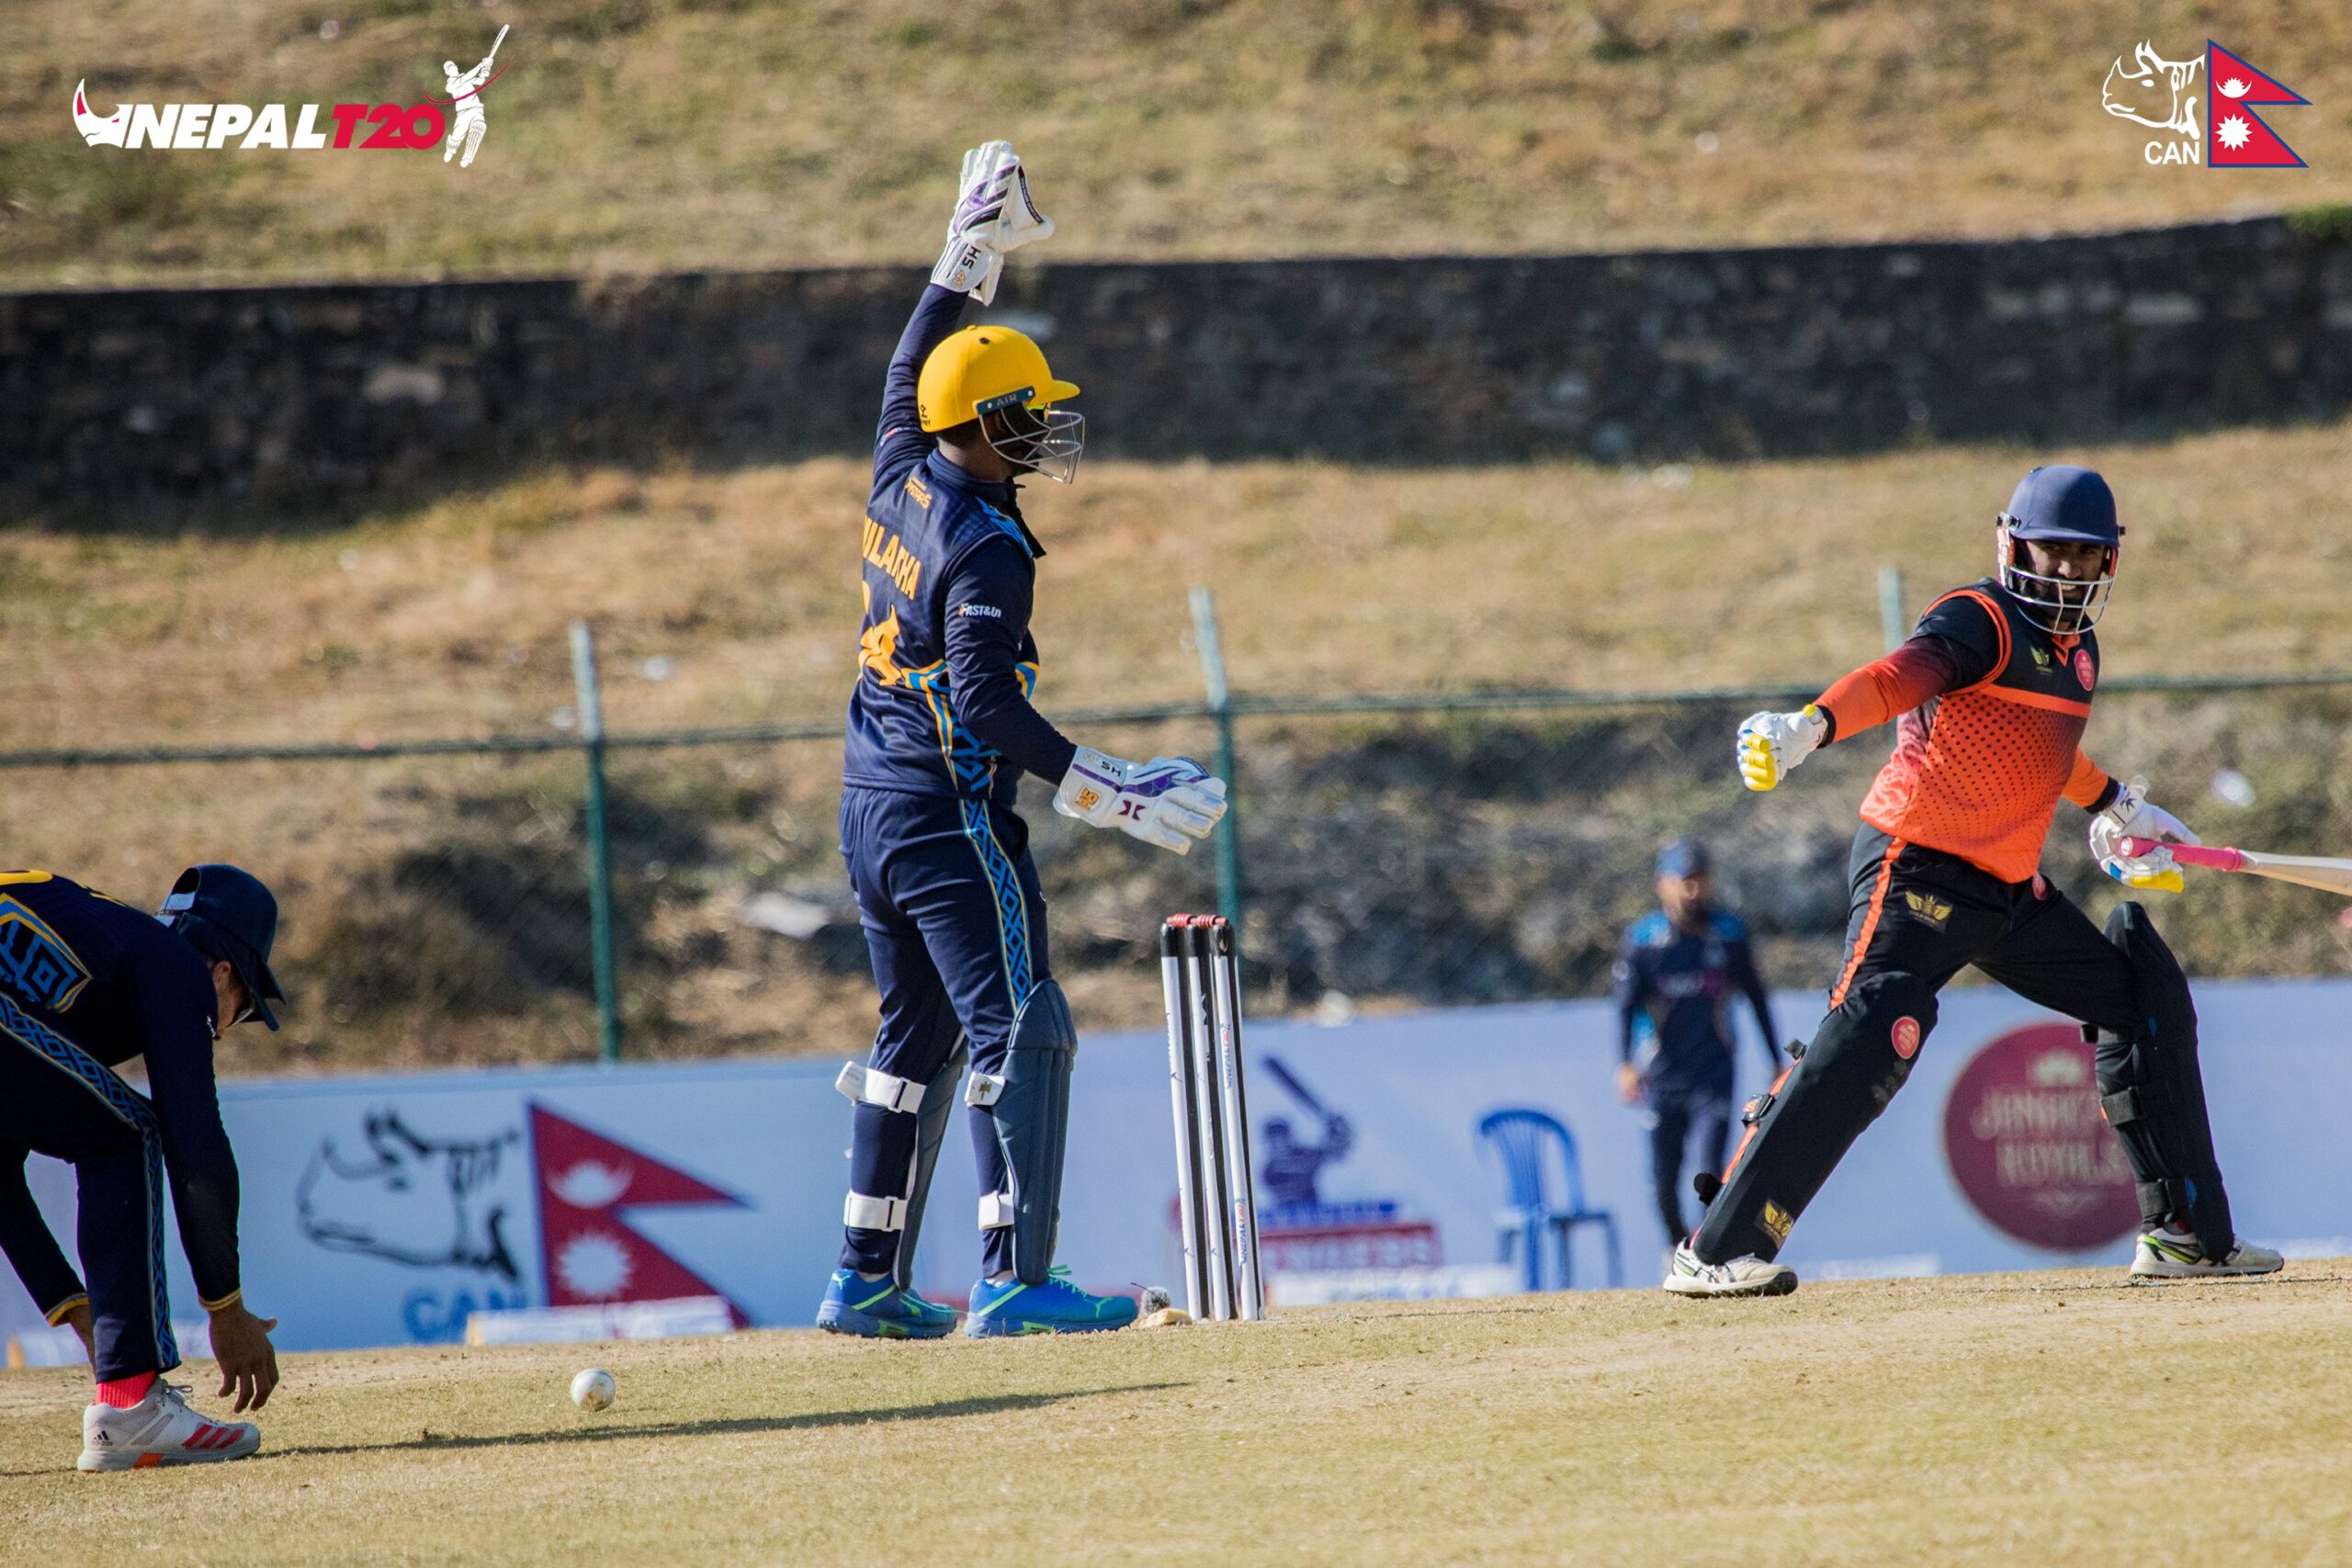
[297, 1111, 524, 1280]
[72, 80, 127, 148]
[2102, 43, 2203, 141]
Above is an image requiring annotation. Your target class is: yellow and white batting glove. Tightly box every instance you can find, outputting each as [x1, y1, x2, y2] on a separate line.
[932, 141, 1055, 306]
[2090, 779, 2197, 893]
[1735, 706, 1827, 792]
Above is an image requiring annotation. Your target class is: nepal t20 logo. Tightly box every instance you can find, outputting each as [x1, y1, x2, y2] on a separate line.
[2102, 40, 2310, 169]
[73, 25, 510, 169]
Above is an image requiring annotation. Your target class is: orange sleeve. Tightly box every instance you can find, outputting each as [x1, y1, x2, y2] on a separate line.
[2062, 750, 2112, 810]
[1815, 643, 1961, 742]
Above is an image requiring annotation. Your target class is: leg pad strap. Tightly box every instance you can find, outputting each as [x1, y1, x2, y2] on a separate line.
[837, 1062, 927, 1114]
[844, 1191, 907, 1231]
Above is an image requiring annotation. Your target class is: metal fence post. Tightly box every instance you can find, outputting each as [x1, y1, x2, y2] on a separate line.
[1878, 565, 1907, 653]
[1188, 587, 1245, 936]
[570, 622, 624, 1064]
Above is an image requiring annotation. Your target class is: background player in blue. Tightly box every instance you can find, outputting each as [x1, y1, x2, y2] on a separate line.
[1612, 839, 1780, 1251]
[818, 142, 1229, 1339]
[0, 864, 286, 1471]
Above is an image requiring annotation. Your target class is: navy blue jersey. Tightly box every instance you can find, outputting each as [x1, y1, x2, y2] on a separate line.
[1612, 908, 1779, 1091]
[842, 286, 1079, 805]
[0, 872, 242, 1304]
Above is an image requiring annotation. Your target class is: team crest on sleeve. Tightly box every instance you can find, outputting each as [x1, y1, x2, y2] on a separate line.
[0, 897, 93, 1011]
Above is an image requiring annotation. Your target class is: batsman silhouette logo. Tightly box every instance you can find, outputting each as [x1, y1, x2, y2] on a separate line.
[71, 27, 510, 167]
[2102, 40, 2310, 169]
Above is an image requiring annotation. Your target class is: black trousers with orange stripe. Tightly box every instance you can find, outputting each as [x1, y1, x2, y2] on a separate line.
[1692, 826, 2154, 1265]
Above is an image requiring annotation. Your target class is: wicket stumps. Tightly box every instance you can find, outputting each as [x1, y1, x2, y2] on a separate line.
[1159, 914, 1265, 1322]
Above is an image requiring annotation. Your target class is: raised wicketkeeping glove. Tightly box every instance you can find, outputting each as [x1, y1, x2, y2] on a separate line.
[1053, 747, 1227, 855]
[932, 140, 1055, 306]
[1735, 705, 1828, 792]
[2090, 778, 2197, 893]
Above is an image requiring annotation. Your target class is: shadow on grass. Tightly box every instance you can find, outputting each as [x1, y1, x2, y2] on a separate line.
[0, 1381, 1186, 1477]
[258, 1381, 1186, 1462]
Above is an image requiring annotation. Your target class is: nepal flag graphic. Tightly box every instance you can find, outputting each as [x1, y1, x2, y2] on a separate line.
[2207, 44, 2309, 169]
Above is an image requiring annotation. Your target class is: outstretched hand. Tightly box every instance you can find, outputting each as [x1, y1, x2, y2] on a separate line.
[208, 1301, 280, 1413]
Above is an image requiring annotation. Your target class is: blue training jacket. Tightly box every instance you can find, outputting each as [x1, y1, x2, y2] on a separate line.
[1611, 908, 1780, 1093]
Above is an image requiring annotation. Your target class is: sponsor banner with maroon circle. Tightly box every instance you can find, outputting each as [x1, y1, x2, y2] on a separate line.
[6, 981, 2347, 1348]
[1942, 1022, 2141, 1251]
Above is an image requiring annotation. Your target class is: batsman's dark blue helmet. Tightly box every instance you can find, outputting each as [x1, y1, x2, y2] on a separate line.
[160, 864, 286, 1031]
[2001, 465, 2120, 547]
[1996, 465, 2122, 633]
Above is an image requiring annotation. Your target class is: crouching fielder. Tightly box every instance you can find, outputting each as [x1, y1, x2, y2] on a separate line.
[816, 143, 1227, 1339]
[0, 865, 285, 1468]
[1668, 465, 2280, 1297]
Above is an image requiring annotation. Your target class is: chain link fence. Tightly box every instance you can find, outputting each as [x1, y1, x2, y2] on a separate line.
[8, 639, 2350, 1076]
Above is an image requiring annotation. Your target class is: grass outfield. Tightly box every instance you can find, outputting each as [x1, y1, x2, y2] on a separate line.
[6, 1, 2352, 285]
[4, 1266, 2349, 1564]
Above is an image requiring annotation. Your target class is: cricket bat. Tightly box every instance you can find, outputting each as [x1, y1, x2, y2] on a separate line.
[2120, 836, 2352, 897]
[489, 24, 510, 62]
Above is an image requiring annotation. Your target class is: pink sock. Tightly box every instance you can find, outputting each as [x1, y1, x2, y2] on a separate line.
[95, 1372, 156, 1409]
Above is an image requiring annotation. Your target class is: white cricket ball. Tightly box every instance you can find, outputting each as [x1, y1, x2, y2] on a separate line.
[571, 1368, 616, 1412]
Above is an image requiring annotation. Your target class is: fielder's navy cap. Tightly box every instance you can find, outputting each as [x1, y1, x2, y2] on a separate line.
[1657, 838, 1711, 878]
[160, 864, 285, 1031]
[2002, 465, 2120, 547]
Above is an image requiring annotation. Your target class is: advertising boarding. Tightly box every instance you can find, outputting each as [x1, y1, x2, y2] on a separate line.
[5, 979, 2348, 1351]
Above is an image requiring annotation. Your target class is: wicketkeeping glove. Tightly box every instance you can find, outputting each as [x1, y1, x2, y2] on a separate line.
[1053, 747, 1228, 855]
[1735, 705, 1828, 792]
[2089, 778, 2198, 893]
[932, 140, 1055, 306]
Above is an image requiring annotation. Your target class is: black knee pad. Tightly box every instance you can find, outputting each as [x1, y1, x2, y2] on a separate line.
[2091, 902, 2232, 1251]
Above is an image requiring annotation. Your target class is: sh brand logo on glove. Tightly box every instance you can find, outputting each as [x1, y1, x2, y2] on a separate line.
[72, 27, 512, 163]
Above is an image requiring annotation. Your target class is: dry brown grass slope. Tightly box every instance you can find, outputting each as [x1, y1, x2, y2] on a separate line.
[4, 1267, 2350, 1564]
[4, 0, 2351, 285]
[5, 426, 2351, 757]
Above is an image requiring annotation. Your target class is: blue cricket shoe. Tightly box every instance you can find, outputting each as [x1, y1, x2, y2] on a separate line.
[815, 1269, 960, 1339]
[963, 1267, 1140, 1337]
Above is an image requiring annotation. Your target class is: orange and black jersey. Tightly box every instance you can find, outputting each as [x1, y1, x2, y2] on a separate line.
[1813, 579, 2120, 884]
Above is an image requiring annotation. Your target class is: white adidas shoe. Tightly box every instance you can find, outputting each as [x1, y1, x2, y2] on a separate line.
[2130, 1223, 2285, 1280]
[1662, 1242, 1798, 1297]
[77, 1381, 261, 1472]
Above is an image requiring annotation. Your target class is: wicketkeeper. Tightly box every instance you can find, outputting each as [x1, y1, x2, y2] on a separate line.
[816, 142, 1228, 1338]
[1667, 465, 2281, 1296]
[0, 865, 286, 1468]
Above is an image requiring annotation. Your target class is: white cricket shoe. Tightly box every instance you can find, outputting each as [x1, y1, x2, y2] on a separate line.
[1662, 1242, 1798, 1298]
[2130, 1223, 2285, 1280]
[77, 1381, 261, 1472]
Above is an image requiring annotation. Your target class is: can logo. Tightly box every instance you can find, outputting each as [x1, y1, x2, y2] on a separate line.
[1942, 1022, 2140, 1252]
[1890, 1016, 1922, 1059]
[2074, 649, 2097, 690]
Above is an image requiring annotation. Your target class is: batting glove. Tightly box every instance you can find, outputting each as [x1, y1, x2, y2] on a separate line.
[1054, 747, 1227, 855]
[2091, 779, 2198, 893]
[932, 140, 1055, 306]
[1735, 705, 1828, 793]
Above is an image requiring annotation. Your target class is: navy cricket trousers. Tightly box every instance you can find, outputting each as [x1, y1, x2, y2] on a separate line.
[838, 785, 1051, 1279]
[0, 1012, 178, 1381]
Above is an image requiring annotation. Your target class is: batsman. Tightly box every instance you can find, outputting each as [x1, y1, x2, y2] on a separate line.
[816, 142, 1227, 1337]
[1668, 465, 2280, 1296]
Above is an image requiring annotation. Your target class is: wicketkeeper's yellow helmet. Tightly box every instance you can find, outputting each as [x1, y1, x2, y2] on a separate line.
[916, 325, 1080, 433]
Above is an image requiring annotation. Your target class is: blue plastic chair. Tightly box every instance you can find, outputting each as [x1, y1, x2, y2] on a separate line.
[1476, 1108, 1623, 1292]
